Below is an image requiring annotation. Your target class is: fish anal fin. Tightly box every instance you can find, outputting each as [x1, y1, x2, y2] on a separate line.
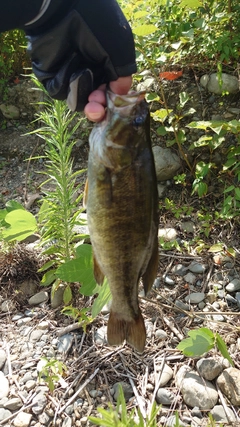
[107, 311, 146, 353]
[93, 251, 105, 285]
[142, 236, 159, 295]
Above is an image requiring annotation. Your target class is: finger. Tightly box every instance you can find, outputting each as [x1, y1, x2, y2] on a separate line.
[88, 88, 106, 105]
[109, 76, 132, 94]
[84, 101, 106, 122]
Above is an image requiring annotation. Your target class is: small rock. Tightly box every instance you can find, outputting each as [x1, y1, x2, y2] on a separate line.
[180, 371, 218, 409]
[185, 292, 205, 304]
[200, 73, 239, 94]
[226, 278, 240, 292]
[156, 388, 175, 405]
[0, 372, 9, 399]
[175, 300, 190, 311]
[171, 264, 187, 276]
[13, 412, 32, 427]
[158, 228, 177, 242]
[0, 349, 6, 370]
[95, 326, 108, 346]
[236, 292, 240, 309]
[0, 104, 20, 119]
[113, 382, 133, 401]
[165, 415, 187, 427]
[89, 390, 98, 398]
[51, 283, 65, 308]
[32, 393, 47, 415]
[183, 272, 196, 285]
[29, 329, 45, 343]
[25, 380, 36, 391]
[210, 405, 236, 422]
[28, 291, 48, 306]
[181, 221, 195, 234]
[216, 367, 240, 405]
[38, 321, 49, 330]
[157, 183, 167, 198]
[57, 334, 74, 353]
[0, 408, 12, 422]
[152, 146, 181, 181]
[62, 417, 72, 427]
[1, 299, 15, 312]
[4, 397, 22, 411]
[164, 276, 175, 286]
[196, 357, 224, 380]
[18, 280, 38, 297]
[191, 407, 202, 418]
[155, 329, 168, 340]
[38, 412, 52, 425]
[188, 262, 206, 274]
[157, 364, 173, 387]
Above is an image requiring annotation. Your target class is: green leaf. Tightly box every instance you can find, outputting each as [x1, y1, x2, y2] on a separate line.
[2, 209, 37, 241]
[41, 269, 56, 286]
[180, 0, 202, 9]
[215, 333, 234, 366]
[208, 243, 224, 253]
[63, 284, 72, 305]
[91, 278, 111, 318]
[5, 200, 25, 212]
[133, 24, 158, 37]
[177, 328, 214, 357]
[38, 259, 56, 272]
[56, 244, 97, 296]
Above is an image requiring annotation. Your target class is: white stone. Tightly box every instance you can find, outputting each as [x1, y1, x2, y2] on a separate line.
[0, 372, 9, 399]
[13, 412, 32, 427]
[200, 73, 239, 94]
[152, 146, 181, 181]
[181, 371, 218, 409]
[185, 292, 205, 304]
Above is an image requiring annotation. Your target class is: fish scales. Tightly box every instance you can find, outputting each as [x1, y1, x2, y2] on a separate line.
[85, 89, 159, 353]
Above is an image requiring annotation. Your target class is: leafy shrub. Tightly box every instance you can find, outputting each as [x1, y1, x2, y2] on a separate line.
[0, 29, 30, 98]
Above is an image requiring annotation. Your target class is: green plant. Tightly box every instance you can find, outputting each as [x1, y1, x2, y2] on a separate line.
[0, 29, 30, 98]
[89, 385, 160, 427]
[38, 357, 67, 392]
[0, 200, 37, 243]
[177, 327, 234, 366]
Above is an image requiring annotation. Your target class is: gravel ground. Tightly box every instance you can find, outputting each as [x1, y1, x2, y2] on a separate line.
[0, 75, 240, 426]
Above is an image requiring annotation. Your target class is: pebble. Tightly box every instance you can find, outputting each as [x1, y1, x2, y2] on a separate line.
[210, 405, 236, 422]
[184, 292, 205, 304]
[216, 367, 240, 405]
[62, 417, 72, 427]
[158, 228, 177, 242]
[188, 262, 206, 274]
[155, 329, 168, 340]
[13, 412, 32, 427]
[183, 272, 196, 285]
[180, 221, 195, 234]
[164, 275, 175, 286]
[0, 349, 6, 369]
[200, 73, 239, 94]
[196, 357, 224, 380]
[180, 371, 218, 409]
[156, 388, 175, 405]
[225, 278, 240, 292]
[0, 408, 12, 422]
[94, 326, 108, 346]
[28, 291, 49, 306]
[0, 372, 9, 399]
[175, 300, 190, 311]
[235, 292, 240, 309]
[57, 334, 74, 353]
[113, 382, 133, 401]
[4, 397, 22, 411]
[32, 393, 47, 415]
[171, 264, 187, 276]
[152, 146, 181, 181]
[157, 364, 173, 387]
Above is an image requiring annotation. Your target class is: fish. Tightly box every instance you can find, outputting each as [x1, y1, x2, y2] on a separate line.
[84, 89, 159, 353]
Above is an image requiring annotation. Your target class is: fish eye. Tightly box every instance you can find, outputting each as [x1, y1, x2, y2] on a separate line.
[132, 116, 145, 127]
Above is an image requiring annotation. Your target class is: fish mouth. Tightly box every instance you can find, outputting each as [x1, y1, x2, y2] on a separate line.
[107, 89, 146, 117]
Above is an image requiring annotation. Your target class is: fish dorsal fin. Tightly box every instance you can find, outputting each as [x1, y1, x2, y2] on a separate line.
[83, 178, 88, 209]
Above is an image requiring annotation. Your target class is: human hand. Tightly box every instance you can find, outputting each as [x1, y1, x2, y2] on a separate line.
[84, 76, 132, 122]
[25, 0, 136, 113]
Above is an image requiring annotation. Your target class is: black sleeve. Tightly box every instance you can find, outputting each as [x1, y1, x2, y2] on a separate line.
[0, 1, 43, 32]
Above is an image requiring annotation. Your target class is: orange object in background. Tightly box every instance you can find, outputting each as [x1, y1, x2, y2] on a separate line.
[159, 70, 183, 80]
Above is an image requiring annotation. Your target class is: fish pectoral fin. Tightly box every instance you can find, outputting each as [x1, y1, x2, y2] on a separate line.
[93, 251, 105, 285]
[107, 311, 146, 353]
[83, 178, 88, 209]
[142, 235, 159, 295]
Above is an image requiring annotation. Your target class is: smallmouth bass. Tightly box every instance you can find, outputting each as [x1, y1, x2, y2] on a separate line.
[85, 89, 159, 353]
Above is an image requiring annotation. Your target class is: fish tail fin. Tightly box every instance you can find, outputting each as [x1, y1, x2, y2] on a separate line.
[142, 235, 159, 294]
[107, 311, 146, 353]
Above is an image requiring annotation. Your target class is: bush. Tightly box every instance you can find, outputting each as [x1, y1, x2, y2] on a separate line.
[0, 29, 30, 98]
